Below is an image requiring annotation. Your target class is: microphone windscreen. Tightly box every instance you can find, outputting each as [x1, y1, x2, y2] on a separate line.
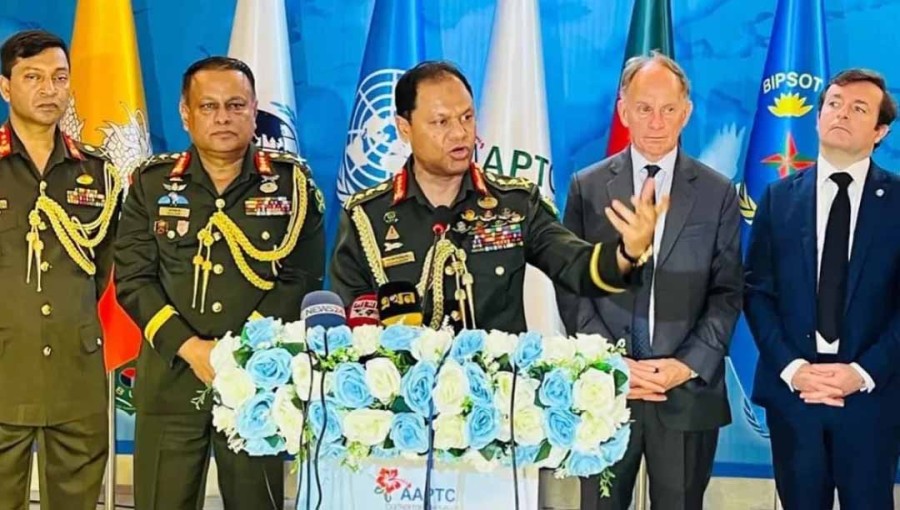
[300, 290, 346, 329]
[377, 281, 423, 326]
[347, 293, 379, 328]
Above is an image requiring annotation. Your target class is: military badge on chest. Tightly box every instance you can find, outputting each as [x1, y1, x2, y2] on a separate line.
[453, 204, 524, 254]
[66, 172, 106, 208]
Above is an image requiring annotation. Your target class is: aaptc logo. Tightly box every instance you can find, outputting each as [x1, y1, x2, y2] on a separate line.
[337, 69, 412, 203]
[373, 467, 457, 505]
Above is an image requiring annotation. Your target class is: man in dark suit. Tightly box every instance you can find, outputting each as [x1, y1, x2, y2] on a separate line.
[745, 68, 900, 510]
[559, 52, 742, 510]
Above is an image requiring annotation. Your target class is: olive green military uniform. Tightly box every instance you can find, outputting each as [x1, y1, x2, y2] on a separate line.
[331, 161, 630, 331]
[0, 122, 120, 510]
[114, 145, 324, 510]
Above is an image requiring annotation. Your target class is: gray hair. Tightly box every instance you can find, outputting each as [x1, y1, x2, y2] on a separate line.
[619, 50, 691, 97]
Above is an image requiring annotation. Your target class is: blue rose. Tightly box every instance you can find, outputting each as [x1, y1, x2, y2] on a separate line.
[381, 325, 420, 352]
[608, 354, 630, 392]
[245, 436, 287, 456]
[565, 450, 610, 477]
[544, 408, 581, 449]
[513, 331, 543, 371]
[306, 325, 327, 355]
[236, 392, 278, 440]
[370, 446, 400, 459]
[450, 330, 486, 363]
[400, 361, 436, 416]
[314, 441, 346, 460]
[332, 362, 374, 409]
[466, 405, 500, 449]
[600, 425, 631, 465]
[308, 398, 342, 443]
[539, 368, 573, 409]
[390, 413, 429, 454]
[243, 317, 279, 349]
[245, 348, 293, 390]
[464, 362, 493, 407]
[501, 444, 541, 468]
[326, 325, 353, 352]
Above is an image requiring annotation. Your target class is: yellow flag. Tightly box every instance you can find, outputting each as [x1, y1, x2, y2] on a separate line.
[64, 0, 151, 187]
[64, 0, 149, 372]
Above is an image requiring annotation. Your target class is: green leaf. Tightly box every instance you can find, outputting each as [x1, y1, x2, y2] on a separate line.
[590, 361, 611, 372]
[265, 435, 281, 448]
[480, 443, 501, 461]
[534, 440, 552, 463]
[390, 397, 412, 414]
[613, 369, 628, 390]
[448, 448, 467, 458]
[234, 346, 253, 366]
[383, 437, 395, 450]
[282, 343, 305, 356]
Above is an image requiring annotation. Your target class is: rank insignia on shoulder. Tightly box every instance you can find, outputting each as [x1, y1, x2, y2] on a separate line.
[245, 196, 292, 216]
[67, 188, 106, 208]
[382, 251, 415, 269]
[314, 188, 326, 214]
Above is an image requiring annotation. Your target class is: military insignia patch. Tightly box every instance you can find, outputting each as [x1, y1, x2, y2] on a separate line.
[244, 196, 292, 216]
[314, 188, 326, 214]
[154, 219, 169, 236]
[176, 220, 190, 237]
[158, 191, 189, 206]
[259, 175, 279, 194]
[76, 174, 94, 186]
[158, 207, 190, 218]
[383, 251, 416, 269]
[0, 199, 7, 211]
[471, 222, 524, 253]
[385, 225, 400, 241]
[66, 188, 106, 207]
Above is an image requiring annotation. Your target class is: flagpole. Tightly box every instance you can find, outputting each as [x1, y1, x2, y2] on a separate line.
[105, 374, 116, 510]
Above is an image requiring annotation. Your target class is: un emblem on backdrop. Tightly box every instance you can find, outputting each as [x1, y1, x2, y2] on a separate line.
[337, 69, 412, 203]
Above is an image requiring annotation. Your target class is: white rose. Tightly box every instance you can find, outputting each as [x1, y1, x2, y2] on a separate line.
[212, 405, 236, 434]
[574, 334, 611, 362]
[535, 446, 568, 469]
[291, 353, 329, 401]
[365, 358, 402, 404]
[574, 412, 615, 452]
[497, 406, 544, 445]
[494, 372, 538, 414]
[273, 386, 306, 454]
[282, 319, 306, 345]
[213, 367, 256, 409]
[352, 325, 381, 357]
[465, 449, 500, 472]
[540, 335, 577, 364]
[411, 328, 452, 362]
[433, 360, 469, 416]
[611, 394, 631, 426]
[572, 368, 616, 416]
[484, 330, 517, 361]
[210, 333, 240, 374]
[434, 414, 468, 450]
[343, 409, 394, 446]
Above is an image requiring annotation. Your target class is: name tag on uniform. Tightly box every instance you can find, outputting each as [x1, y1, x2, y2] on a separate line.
[471, 222, 524, 253]
[158, 206, 190, 218]
[66, 188, 105, 207]
[245, 196, 291, 216]
[382, 251, 415, 269]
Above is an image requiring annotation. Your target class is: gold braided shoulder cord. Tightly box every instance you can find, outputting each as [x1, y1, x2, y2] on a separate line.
[350, 205, 388, 286]
[428, 239, 457, 329]
[415, 245, 435, 297]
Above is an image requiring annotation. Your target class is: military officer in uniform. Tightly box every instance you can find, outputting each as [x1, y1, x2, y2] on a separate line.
[332, 61, 665, 330]
[0, 30, 120, 510]
[115, 57, 324, 509]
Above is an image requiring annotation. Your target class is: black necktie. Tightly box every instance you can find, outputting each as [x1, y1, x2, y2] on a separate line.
[631, 164, 661, 359]
[817, 172, 853, 344]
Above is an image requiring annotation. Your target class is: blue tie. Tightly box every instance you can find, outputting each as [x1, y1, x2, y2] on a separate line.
[631, 165, 660, 359]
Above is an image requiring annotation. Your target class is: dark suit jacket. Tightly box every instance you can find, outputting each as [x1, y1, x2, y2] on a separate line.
[745, 163, 900, 422]
[556, 148, 742, 431]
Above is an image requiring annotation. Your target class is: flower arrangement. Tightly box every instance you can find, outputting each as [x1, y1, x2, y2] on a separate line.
[207, 317, 632, 494]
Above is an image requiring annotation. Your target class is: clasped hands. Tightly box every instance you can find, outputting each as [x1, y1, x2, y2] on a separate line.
[791, 363, 867, 407]
[626, 357, 693, 401]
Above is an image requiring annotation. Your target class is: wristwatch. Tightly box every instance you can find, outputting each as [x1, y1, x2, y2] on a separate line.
[618, 239, 653, 267]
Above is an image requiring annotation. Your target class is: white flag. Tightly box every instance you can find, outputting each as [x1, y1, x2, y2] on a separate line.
[476, 0, 564, 336]
[228, 0, 300, 153]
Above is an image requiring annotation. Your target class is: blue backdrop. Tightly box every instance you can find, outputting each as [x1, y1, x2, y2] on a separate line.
[2, 0, 899, 479]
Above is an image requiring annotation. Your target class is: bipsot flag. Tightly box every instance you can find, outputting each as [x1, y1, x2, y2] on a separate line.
[228, 0, 300, 153]
[65, 0, 150, 373]
[606, 0, 674, 156]
[336, 0, 425, 203]
[731, 0, 829, 436]
[476, 0, 563, 335]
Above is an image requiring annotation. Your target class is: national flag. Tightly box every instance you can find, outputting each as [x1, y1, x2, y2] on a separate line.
[65, 0, 151, 373]
[732, 0, 829, 435]
[228, 0, 300, 153]
[606, 0, 674, 156]
[476, 0, 563, 335]
[336, 0, 425, 203]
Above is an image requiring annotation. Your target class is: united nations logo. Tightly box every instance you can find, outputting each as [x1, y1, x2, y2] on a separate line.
[337, 69, 412, 203]
[255, 103, 299, 153]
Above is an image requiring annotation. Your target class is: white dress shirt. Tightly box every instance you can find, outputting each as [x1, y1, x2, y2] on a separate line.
[630, 145, 677, 343]
[780, 155, 876, 392]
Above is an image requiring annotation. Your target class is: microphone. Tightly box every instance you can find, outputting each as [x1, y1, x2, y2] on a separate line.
[347, 293, 379, 328]
[432, 205, 454, 237]
[377, 281, 423, 326]
[300, 291, 346, 329]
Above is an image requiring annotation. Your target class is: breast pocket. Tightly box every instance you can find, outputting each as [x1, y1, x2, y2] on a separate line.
[467, 249, 526, 307]
[0, 214, 21, 268]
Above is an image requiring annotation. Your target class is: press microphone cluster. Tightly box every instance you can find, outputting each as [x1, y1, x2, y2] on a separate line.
[300, 290, 346, 329]
[377, 281, 424, 326]
[347, 293, 379, 328]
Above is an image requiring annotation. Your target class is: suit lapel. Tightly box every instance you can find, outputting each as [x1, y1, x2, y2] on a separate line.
[657, 152, 697, 268]
[792, 168, 818, 298]
[605, 150, 635, 214]
[845, 164, 890, 311]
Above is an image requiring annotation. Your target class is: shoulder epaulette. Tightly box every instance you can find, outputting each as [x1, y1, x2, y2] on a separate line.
[344, 180, 393, 210]
[263, 149, 306, 167]
[73, 140, 112, 162]
[138, 152, 185, 173]
[483, 171, 536, 192]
